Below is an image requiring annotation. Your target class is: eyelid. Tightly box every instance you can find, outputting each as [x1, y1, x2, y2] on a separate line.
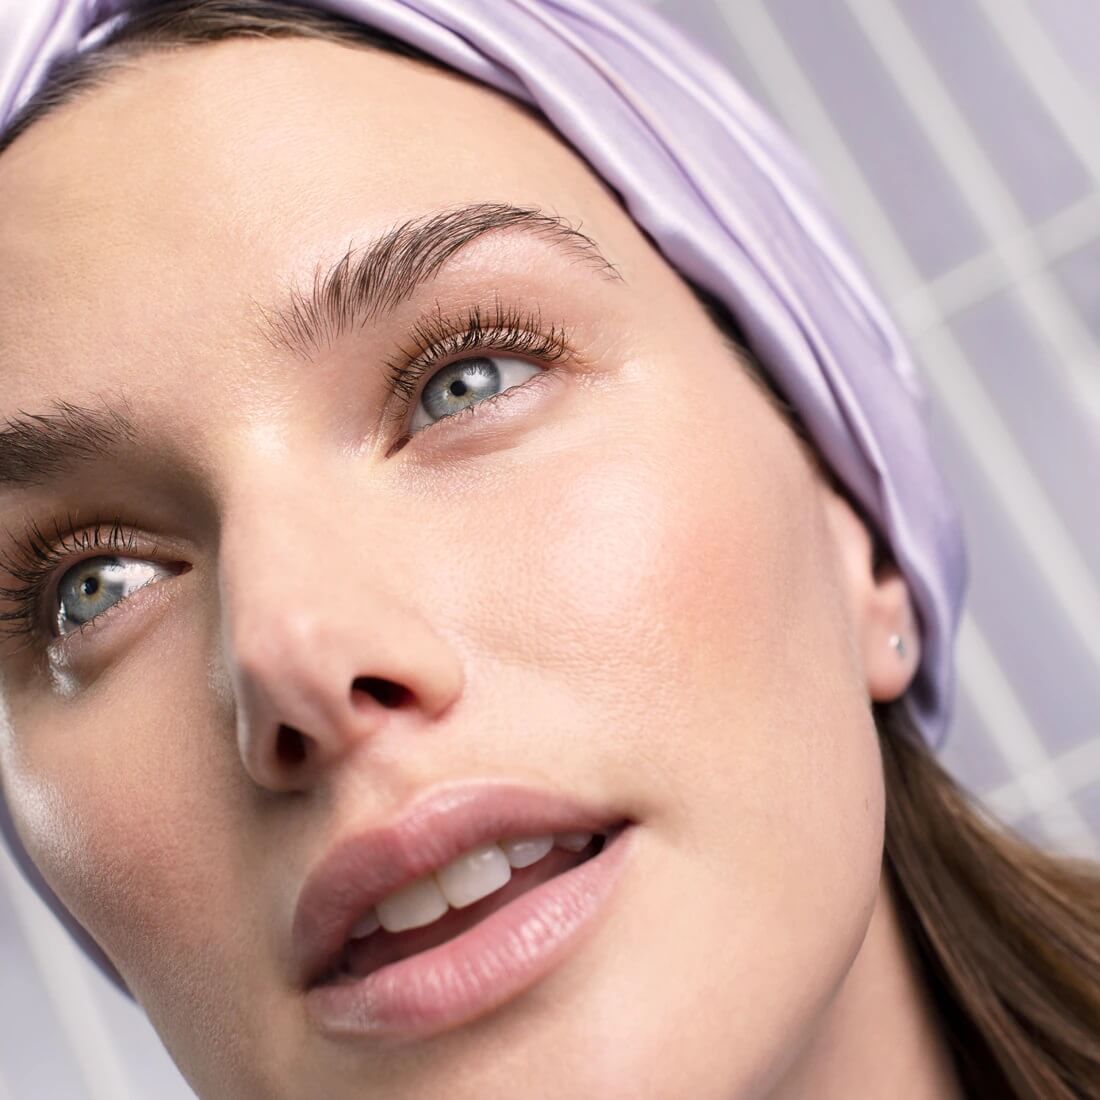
[378, 299, 574, 438]
[45, 557, 187, 661]
[56, 554, 178, 635]
[0, 517, 186, 657]
[396, 364, 562, 455]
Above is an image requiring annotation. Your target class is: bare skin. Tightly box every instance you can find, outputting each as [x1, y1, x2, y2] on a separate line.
[0, 37, 962, 1100]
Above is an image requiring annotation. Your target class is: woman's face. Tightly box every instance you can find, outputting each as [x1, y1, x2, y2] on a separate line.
[0, 38, 918, 1100]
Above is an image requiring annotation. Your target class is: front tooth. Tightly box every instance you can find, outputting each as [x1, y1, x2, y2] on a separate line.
[554, 831, 593, 853]
[376, 875, 449, 933]
[500, 835, 555, 869]
[350, 908, 381, 939]
[434, 843, 512, 908]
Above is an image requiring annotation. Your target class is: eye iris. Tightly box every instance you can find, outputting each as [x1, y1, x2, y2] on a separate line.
[55, 556, 159, 636]
[422, 358, 500, 422]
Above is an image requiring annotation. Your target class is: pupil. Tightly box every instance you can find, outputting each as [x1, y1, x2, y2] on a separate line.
[81, 577, 99, 596]
[450, 380, 467, 397]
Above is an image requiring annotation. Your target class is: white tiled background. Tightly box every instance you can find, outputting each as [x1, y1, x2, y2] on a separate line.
[2, 1, 1098, 1095]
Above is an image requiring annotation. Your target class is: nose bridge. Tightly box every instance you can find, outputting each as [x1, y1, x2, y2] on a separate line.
[217, 464, 463, 791]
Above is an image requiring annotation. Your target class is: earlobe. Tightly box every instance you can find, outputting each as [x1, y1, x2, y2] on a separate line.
[821, 484, 920, 703]
[862, 562, 920, 702]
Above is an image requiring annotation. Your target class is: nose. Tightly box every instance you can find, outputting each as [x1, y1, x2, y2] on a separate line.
[218, 481, 465, 793]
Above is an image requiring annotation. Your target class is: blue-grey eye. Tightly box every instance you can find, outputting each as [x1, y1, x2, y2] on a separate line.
[55, 555, 171, 637]
[410, 355, 542, 433]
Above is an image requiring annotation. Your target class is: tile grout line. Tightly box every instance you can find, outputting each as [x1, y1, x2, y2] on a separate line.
[916, 323, 1100, 674]
[717, 0, 1095, 849]
[895, 191, 1100, 335]
[956, 614, 1099, 859]
[971, 0, 1100, 186]
[714, 0, 922, 309]
[983, 734, 1100, 824]
[717, 0, 1100, 660]
[844, 0, 1100, 431]
[721, 0, 1100, 707]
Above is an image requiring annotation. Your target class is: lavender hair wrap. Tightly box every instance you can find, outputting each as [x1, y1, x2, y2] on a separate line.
[0, 0, 966, 996]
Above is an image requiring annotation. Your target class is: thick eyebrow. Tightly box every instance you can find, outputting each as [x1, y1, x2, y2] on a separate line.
[255, 201, 623, 357]
[0, 395, 139, 490]
[0, 204, 620, 491]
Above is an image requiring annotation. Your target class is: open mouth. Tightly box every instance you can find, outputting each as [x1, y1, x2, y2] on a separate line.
[317, 827, 622, 988]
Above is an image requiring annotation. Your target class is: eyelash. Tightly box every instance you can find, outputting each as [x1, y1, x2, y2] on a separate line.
[381, 299, 570, 446]
[0, 514, 153, 652]
[0, 302, 571, 652]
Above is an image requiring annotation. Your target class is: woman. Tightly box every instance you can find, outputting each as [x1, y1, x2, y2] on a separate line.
[0, 1, 1097, 1097]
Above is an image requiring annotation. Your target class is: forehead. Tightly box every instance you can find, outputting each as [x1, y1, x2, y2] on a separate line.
[0, 37, 639, 393]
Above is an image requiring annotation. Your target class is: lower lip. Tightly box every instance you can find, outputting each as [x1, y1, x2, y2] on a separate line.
[305, 824, 637, 1041]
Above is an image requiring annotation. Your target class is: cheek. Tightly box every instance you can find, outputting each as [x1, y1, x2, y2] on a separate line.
[438, 357, 885, 880]
[0, 642, 248, 1016]
[2, 659, 271, 1091]
[442, 368, 885, 1084]
[448, 365, 872, 800]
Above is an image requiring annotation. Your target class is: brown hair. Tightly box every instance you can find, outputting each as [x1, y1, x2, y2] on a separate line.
[5, 3, 1100, 1097]
[881, 698, 1100, 1097]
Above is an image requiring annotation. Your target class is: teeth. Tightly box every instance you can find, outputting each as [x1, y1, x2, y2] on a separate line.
[500, 834, 555, 868]
[435, 842, 512, 908]
[553, 831, 594, 852]
[375, 874, 449, 933]
[350, 908, 380, 939]
[348, 828, 605, 944]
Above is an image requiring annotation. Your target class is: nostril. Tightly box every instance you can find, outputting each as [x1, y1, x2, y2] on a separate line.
[276, 724, 308, 767]
[353, 676, 411, 709]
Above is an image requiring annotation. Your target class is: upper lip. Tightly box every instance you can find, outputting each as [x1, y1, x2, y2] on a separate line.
[291, 779, 626, 989]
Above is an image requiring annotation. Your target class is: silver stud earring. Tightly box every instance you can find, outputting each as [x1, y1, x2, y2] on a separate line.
[888, 633, 906, 659]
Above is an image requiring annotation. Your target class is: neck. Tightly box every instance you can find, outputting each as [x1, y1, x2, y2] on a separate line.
[770, 867, 964, 1100]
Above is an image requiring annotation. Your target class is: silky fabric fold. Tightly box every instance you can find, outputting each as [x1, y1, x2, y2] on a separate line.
[0, 0, 968, 998]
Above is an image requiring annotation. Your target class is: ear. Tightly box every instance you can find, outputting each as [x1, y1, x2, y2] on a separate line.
[821, 484, 920, 703]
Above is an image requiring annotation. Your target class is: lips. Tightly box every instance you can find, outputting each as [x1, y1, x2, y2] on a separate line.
[291, 780, 629, 990]
[335, 836, 608, 983]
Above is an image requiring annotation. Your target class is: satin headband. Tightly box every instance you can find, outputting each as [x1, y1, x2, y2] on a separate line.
[0, 0, 967, 995]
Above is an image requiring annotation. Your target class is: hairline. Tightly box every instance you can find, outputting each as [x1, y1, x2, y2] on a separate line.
[0, 3, 456, 158]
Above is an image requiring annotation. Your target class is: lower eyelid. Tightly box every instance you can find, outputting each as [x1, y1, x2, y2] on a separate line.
[409, 354, 545, 432]
[402, 366, 560, 450]
[49, 561, 190, 654]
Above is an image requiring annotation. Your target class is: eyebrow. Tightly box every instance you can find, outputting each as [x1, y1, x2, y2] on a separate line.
[255, 201, 623, 358]
[0, 202, 621, 491]
[0, 396, 139, 489]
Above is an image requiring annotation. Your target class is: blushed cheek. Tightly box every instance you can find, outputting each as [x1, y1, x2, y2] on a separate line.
[508, 375, 883, 851]
[512, 409, 826, 736]
[500, 413, 885, 1079]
